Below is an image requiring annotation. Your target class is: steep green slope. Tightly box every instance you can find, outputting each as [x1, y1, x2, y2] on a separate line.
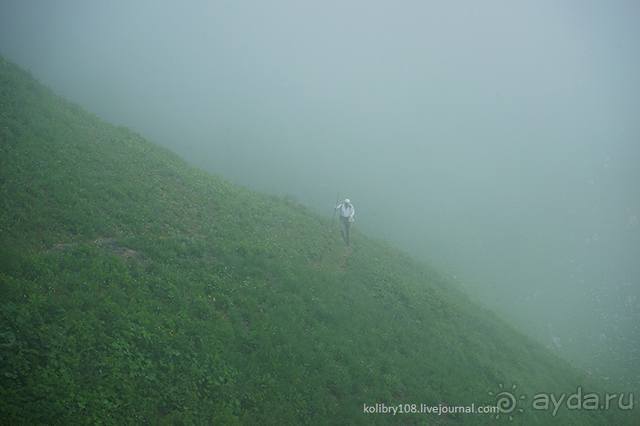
[0, 56, 634, 425]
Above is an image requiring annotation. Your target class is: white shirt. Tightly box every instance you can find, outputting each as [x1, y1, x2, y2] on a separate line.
[336, 203, 355, 221]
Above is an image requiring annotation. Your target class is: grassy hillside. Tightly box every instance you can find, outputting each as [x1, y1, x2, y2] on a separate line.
[0, 56, 634, 425]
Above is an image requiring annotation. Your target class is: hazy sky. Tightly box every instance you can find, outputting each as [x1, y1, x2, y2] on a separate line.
[1, 0, 638, 386]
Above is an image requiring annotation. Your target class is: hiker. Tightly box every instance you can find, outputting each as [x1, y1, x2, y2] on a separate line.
[335, 198, 355, 246]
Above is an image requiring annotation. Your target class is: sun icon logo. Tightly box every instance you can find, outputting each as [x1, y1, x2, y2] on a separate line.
[488, 383, 526, 420]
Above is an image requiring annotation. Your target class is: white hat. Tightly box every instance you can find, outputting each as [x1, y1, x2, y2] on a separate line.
[344, 198, 351, 204]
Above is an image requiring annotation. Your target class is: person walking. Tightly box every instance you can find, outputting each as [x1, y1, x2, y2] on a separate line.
[335, 198, 355, 246]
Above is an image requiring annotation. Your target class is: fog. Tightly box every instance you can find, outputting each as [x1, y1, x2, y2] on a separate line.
[1, 0, 638, 388]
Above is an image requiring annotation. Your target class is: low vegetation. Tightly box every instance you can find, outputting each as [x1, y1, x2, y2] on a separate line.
[0, 56, 633, 424]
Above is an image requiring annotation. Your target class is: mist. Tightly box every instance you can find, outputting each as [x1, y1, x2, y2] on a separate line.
[1, 0, 638, 388]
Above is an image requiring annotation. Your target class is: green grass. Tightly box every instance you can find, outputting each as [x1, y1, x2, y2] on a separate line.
[0, 56, 635, 425]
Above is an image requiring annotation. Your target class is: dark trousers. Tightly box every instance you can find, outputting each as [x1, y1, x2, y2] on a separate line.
[340, 217, 352, 246]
